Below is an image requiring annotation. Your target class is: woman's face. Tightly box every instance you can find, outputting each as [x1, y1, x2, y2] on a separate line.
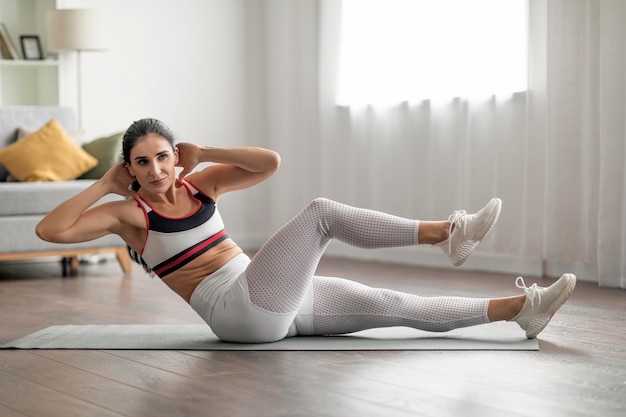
[127, 133, 178, 192]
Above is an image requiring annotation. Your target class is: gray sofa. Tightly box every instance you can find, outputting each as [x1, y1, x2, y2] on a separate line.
[0, 106, 131, 275]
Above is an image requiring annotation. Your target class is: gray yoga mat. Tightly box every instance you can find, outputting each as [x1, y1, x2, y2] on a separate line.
[0, 321, 538, 350]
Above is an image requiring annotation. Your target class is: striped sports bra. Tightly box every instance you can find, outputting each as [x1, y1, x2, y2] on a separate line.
[134, 180, 229, 278]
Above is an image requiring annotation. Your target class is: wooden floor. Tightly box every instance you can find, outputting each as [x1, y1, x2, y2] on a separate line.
[0, 255, 625, 417]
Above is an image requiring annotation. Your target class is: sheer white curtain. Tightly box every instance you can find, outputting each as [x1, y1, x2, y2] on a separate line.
[597, 0, 626, 288]
[251, 0, 626, 288]
[539, 0, 626, 288]
[336, 0, 528, 105]
[318, 0, 543, 274]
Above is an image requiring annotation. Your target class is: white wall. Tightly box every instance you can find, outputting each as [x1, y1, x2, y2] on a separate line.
[60, 0, 247, 145]
[59, 0, 277, 244]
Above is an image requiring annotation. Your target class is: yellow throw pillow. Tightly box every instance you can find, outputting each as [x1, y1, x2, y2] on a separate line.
[0, 118, 98, 182]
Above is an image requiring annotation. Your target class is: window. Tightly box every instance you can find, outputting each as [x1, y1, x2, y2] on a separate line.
[336, 0, 528, 105]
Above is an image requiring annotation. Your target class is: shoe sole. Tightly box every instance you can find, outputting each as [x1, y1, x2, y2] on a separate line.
[452, 198, 502, 266]
[526, 274, 577, 338]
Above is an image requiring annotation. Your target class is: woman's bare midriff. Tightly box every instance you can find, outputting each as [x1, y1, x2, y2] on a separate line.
[160, 238, 244, 303]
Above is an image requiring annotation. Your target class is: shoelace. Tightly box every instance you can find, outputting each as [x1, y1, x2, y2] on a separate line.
[445, 210, 469, 254]
[516, 276, 541, 311]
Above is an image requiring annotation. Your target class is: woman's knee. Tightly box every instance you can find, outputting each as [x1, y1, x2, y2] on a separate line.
[305, 197, 333, 212]
[304, 197, 342, 220]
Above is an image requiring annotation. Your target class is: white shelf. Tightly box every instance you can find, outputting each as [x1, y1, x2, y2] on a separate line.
[0, 59, 59, 67]
[0, 0, 61, 106]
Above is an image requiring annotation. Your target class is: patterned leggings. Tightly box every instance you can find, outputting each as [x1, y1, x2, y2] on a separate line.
[245, 198, 489, 337]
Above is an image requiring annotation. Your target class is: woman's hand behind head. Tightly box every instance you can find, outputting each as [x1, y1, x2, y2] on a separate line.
[101, 162, 139, 198]
[176, 142, 201, 180]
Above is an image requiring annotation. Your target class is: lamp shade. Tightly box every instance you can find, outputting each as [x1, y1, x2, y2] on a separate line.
[46, 9, 108, 52]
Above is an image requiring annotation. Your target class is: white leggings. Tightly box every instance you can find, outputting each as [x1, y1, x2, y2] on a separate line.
[190, 198, 489, 343]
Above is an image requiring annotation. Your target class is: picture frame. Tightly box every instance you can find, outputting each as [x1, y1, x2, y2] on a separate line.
[20, 35, 43, 60]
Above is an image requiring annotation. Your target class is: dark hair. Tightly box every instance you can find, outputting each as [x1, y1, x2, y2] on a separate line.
[122, 118, 176, 277]
[122, 118, 176, 164]
[122, 118, 177, 193]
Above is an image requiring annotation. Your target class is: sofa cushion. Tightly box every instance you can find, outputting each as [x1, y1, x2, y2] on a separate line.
[17, 124, 124, 180]
[0, 180, 125, 216]
[0, 106, 76, 181]
[18, 125, 84, 145]
[79, 132, 124, 179]
[0, 118, 97, 182]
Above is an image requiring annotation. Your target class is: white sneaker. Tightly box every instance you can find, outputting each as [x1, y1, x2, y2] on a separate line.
[435, 198, 501, 266]
[512, 274, 577, 339]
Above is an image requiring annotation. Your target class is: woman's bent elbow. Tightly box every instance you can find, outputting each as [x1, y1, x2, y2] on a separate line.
[270, 151, 281, 172]
[35, 223, 52, 242]
[35, 222, 62, 243]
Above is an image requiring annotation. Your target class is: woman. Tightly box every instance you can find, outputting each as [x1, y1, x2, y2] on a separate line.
[36, 118, 576, 343]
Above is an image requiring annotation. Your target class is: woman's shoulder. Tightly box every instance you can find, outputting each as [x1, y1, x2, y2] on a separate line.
[96, 197, 145, 225]
[181, 174, 218, 200]
[104, 196, 142, 209]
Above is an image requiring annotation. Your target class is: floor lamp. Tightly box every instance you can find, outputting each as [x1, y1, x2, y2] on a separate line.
[46, 9, 108, 130]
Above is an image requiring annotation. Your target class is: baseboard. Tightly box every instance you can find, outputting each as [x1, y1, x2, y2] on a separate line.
[323, 243, 544, 277]
[543, 259, 598, 282]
